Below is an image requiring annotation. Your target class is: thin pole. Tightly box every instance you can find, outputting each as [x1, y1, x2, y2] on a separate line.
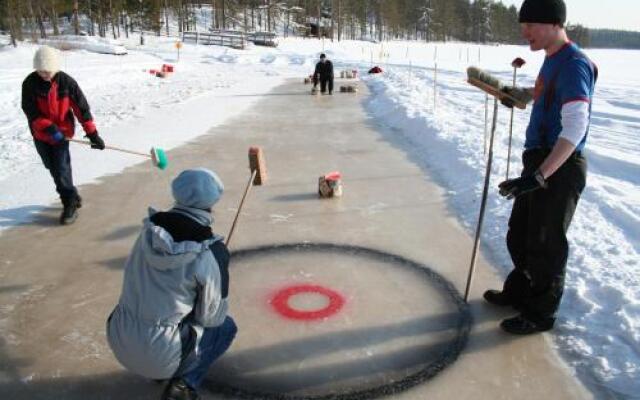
[464, 98, 499, 302]
[484, 93, 489, 157]
[226, 169, 257, 247]
[433, 62, 438, 111]
[506, 66, 517, 180]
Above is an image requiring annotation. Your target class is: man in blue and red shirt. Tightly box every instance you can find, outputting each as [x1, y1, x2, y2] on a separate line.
[484, 0, 597, 334]
[21, 46, 106, 225]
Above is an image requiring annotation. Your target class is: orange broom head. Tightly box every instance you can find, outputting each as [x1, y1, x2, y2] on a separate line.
[248, 147, 266, 186]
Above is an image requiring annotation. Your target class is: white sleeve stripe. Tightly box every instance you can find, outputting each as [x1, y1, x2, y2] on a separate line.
[560, 101, 590, 146]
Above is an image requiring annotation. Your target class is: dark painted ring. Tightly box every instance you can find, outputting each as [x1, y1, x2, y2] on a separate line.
[205, 242, 472, 400]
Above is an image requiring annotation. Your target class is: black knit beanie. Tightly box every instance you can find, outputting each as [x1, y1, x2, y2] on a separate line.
[519, 0, 566, 25]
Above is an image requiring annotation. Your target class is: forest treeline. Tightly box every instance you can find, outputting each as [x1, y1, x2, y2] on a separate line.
[0, 1, 637, 49]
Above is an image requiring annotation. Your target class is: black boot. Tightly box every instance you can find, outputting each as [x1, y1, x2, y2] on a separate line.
[483, 289, 513, 306]
[500, 314, 554, 335]
[60, 197, 79, 225]
[161, 378, 199, 400]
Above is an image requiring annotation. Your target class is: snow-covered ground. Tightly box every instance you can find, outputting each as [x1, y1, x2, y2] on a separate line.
[0, 35, 638, 398]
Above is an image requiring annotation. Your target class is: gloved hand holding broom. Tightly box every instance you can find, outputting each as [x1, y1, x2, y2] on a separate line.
[86, 132, 106, 150]
[498, 170, 547, 199]
[500, 86, 534, 109]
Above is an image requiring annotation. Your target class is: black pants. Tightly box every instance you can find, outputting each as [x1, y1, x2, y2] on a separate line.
[320, 78, 333, 94]
[34, 139, 78, 203]
[503, 148, 587, 324]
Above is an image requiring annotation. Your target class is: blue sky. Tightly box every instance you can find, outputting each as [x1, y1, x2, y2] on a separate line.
[499, 0, 639, 31]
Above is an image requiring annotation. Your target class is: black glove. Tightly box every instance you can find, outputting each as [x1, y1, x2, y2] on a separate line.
[501, 86, 534, 109]
[500, 86, 516, 109]
[87, 132, 105, 150]
[498, 170, 547, 200]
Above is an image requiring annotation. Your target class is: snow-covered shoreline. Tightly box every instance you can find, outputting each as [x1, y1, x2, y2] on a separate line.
[0, 37, 638, 398]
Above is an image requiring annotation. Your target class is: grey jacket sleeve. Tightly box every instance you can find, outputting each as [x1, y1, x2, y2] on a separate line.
[193, 252, 228, 328]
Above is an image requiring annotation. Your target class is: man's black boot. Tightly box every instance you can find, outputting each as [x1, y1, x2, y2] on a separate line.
[500, 314, 554, 335]
[161, 378, 199, 400]
[60, 197, 79, 225]
[483, 289, 512, 306]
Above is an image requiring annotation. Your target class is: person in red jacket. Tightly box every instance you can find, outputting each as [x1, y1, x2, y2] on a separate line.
[21, 46, 105, 225]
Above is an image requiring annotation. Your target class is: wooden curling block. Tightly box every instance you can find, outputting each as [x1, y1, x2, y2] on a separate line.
[318, 171, 343, 198]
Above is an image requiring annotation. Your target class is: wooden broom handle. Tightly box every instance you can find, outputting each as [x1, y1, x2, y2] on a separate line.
[68, 138, 151, 158]
[226, 169, 258, 247]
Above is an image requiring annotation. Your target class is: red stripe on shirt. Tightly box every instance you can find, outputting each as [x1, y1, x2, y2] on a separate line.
[563, 97, 590, 106]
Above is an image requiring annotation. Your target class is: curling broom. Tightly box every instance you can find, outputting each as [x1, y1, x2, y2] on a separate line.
[466, 66, 530, 110]
[69, 138, 168, 170]
[226, 146, 267, 246]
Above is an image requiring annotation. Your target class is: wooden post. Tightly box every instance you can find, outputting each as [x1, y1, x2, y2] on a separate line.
[175, 41, 182, 62]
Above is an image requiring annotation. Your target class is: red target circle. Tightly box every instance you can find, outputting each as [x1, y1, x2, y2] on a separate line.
[270, 284, 345, 321]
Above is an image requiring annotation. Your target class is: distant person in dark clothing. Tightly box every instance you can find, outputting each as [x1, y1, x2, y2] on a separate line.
[21, 45, 106, 225]
[313, 53, 334, 95]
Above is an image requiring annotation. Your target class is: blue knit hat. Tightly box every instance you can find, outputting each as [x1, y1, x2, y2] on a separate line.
[171, 168, 224, 210]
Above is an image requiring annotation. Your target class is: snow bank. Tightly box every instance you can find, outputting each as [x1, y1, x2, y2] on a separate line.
[40, 35, 127, 55]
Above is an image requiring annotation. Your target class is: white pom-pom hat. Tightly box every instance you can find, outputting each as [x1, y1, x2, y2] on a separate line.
[33, 46, 61, 74]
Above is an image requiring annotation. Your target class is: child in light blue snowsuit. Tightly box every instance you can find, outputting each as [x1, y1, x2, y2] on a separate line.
[107, 168, 236, 400]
